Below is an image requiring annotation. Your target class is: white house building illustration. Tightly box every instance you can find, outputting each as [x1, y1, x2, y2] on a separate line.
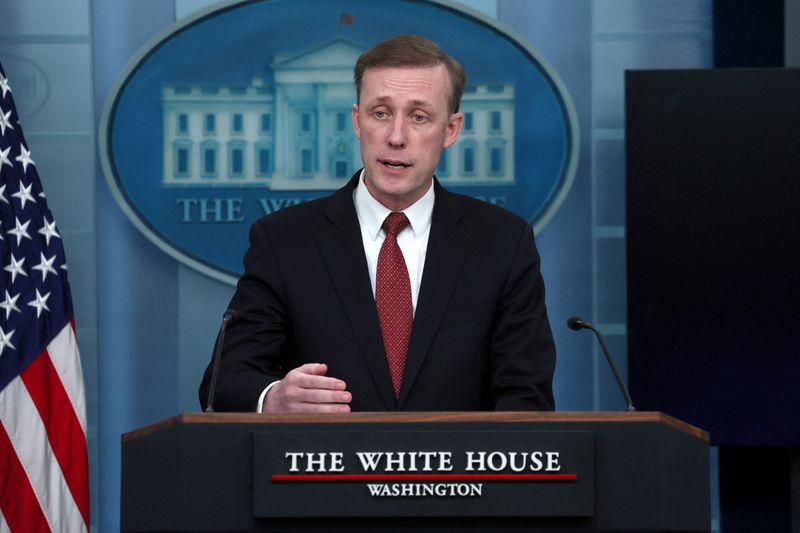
[162, 39, 515, 189]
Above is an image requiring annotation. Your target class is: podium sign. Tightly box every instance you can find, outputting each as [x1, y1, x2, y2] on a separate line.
[121, 412, 709, 531]
[254, 429, 594, 517]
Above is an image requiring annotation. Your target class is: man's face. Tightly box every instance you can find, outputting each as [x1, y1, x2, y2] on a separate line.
[352, 65, 462, 211]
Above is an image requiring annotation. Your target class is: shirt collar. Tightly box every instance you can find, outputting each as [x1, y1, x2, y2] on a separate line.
[354, 169, 435, 241]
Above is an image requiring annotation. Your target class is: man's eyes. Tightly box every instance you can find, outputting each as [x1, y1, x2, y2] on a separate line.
[371, 111, 427, 122]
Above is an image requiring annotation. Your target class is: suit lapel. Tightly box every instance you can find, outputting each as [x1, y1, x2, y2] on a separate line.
[398, 184, 472, 408]
[315, 174, 396, 410]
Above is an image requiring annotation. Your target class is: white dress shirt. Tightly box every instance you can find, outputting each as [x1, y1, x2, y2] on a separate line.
[353, 171, 434, 315]
[257, 173, 435, 411]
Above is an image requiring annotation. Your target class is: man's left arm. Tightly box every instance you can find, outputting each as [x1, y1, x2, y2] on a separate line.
[489, 221, 556, 411]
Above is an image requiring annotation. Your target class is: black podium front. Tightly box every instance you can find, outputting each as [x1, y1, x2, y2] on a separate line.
[121, 412, 709, 531]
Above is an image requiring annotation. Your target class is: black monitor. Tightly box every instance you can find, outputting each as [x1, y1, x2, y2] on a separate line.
[625, 68, 800, 446]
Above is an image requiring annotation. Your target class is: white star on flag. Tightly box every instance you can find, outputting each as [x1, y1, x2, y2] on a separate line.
[15, 144, 35, 173]
[7, 216, 32, 245]
[0, 290, 21, 319]
[38, 216, 61, 245]
[32, 252, 58, 281]
[4, 254, 27, 283]
[0, 107, 13, 136]
[0, 145, 12, 169]
[12, 182, 35, 210]
[27, 289, 51, 318]
[0, 184, 8, 204]
[0, 72, 11, 98]
[0, 327, 15, 356]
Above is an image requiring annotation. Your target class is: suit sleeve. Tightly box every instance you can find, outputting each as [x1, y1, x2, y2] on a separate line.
[198, 220, 288, 411]
[489, 221, 556, 411]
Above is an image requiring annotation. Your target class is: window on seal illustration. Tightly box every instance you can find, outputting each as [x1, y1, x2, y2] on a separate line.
[487, 139, 506, 177]
[463, 112, 474, 132]
[176, 113, 189, 135]
[336, 112, 347, 132]
[260, 113, 271, 134]
[201, 140, 219, 178]
[335, 160, 348, 178]
[490, 111, 502, 133]
[300, 112, 312, 134]
[437, 151, 449, 177]
[300, 148, 313, 175]
[231, 113, 244, 134]
[228, 140, 246, 178]
[204, 113, 216, 135]
[172, 140, 192, 178]
[461, 141, 477, 176]
[255, 143, 272, 177]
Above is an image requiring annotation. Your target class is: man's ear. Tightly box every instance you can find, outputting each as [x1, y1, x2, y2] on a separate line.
[443, 111, 463, 149]
[351, 103, 361, 139]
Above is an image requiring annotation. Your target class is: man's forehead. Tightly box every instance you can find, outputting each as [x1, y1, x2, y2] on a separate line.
[360, 65, 449, 102]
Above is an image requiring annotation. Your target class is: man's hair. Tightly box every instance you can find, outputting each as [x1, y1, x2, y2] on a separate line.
[354, 34, 467, 114]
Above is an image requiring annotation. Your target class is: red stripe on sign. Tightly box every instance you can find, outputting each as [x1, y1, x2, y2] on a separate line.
[0, 419, 51, 533]
[21, 350, 90, 527]
[272, 473, 578, 482]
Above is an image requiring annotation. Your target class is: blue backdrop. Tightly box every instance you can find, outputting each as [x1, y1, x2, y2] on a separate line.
[0, 1, 714, 530]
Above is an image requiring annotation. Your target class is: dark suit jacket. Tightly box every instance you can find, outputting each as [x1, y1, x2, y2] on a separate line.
[199, 173, 555, 412]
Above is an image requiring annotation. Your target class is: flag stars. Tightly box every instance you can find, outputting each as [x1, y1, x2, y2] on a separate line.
[4, 254, 27, 283]
[0, 184, 8, 204]
[0, 73, 11, 99]
[16, 144, 35, 173]
[27, 289, 51, 318]
[0, 327, 15, 356]
[0, 290, 21, 319]
[38, 217, 61, 246]
[0, 146, 12, 169]
[7, 217, 32, 246]
[32, 252, 58, 281]
[0, 107, 12, 136]
[12, 182, 35, 211]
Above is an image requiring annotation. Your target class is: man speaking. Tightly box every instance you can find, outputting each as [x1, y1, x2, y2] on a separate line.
[199, 34, 556, 413]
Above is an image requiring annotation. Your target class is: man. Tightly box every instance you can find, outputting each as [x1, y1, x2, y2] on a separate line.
[199, 34, 555, 413]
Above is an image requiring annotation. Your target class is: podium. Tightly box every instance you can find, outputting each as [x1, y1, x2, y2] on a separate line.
[121, 412, 709, 531]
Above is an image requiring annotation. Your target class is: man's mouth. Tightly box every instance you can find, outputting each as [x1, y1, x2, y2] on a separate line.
[380, 159, 411, 170]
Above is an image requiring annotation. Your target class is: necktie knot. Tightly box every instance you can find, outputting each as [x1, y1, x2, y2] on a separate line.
[383, 212, 410, 237]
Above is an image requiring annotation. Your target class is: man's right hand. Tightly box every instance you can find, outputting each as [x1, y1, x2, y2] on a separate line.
[262, 363, 352, 413]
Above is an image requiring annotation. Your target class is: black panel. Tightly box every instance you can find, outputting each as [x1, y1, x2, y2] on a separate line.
[719, 447, 792, 532]
[626, 68, 800, 446]
[713, 0, 785, 67]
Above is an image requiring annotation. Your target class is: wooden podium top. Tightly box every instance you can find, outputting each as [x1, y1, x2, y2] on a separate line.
[122, 411, 708, 443]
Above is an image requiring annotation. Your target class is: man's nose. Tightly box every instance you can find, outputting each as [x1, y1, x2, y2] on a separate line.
[386, 116, 407, 147]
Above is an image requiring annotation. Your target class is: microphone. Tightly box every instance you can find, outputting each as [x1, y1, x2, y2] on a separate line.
[567, 316, 635, 411]
[204, 309, 239, 413]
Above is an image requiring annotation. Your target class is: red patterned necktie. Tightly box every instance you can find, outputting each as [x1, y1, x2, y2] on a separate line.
[376, 212, 413, 399]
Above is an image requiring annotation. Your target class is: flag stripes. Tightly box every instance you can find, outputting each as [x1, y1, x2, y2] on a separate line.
[21, 342, 89, 524]
[46, 323, 87, 433]
[0, 324, 88, 533]
[0, 421, 51, 532]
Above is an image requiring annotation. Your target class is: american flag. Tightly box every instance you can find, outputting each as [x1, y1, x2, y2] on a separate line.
[0, 62, 89, 531]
